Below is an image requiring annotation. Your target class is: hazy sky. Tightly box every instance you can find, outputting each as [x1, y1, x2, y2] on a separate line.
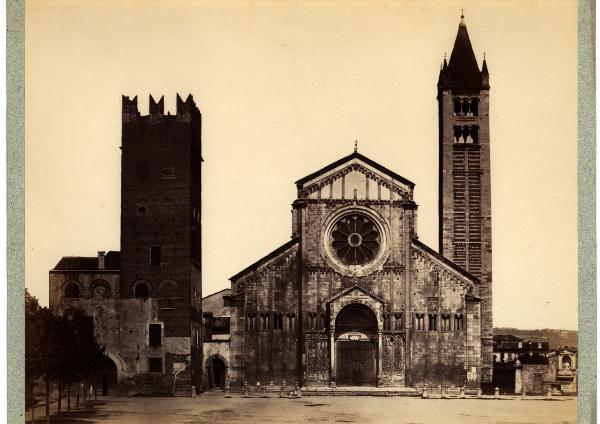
[25, 0, 578, 330]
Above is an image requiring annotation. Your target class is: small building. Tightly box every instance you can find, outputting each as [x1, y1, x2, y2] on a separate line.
[492, 334, 549, 394]
[202, 289, 231, 390]
[493, 335, 577, 395]
[546, 347, 577, 395]
[493, 335, 550, 365]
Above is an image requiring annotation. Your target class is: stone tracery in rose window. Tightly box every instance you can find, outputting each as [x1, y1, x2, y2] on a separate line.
[330, 214, 381, 266]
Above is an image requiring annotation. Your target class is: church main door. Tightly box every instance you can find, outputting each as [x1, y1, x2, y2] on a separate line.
[336, 340, 376, 386]
[334, 303, 378, 386]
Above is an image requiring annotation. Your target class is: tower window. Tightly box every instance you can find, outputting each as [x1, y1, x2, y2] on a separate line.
[453, 125, 463, 143]
[470, 98, 479, 116]
[149, 323, 162, 347]
[134, 282, 150, 298]
[64, 283, 80, 299]
[453, 98, 462, 116]
[150, 246, 162, 267]
[462, 125, 472, 143]
[148, 358, 163, 374]
[471, 125, 479, 144]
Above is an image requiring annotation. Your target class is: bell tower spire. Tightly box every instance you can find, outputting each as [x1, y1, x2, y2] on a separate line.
[438, 14, 493, 385]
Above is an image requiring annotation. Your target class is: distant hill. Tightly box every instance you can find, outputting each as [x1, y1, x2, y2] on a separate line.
[493, 328, 578, 351]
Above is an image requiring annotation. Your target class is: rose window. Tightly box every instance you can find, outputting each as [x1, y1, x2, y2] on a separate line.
[330, 214, 380, 265]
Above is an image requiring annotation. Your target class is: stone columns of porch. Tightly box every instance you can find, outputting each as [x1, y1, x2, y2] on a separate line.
[329, 330, 336, 387]
[377, 330, 383, 387]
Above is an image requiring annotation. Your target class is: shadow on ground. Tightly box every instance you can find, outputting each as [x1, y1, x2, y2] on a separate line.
[28, 400, 116, 424]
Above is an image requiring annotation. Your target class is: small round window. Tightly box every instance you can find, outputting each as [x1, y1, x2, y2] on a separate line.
[330, 214, 380, 265]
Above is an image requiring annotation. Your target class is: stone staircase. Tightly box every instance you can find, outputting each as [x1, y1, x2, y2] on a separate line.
[173, 378, 192, 397]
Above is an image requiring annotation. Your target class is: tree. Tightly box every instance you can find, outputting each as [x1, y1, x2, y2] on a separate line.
[25, 289, 108, 420]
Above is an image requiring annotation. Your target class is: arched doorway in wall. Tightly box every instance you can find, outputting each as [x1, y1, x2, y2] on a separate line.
[95, 355, 118, 396]
[335, 303, 378, 386]
[207, 356, 227, 389]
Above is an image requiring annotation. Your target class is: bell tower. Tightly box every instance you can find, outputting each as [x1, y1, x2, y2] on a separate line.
[438, 13, 493, 383]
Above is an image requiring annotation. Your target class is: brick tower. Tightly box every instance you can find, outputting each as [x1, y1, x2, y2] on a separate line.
[120, 94, 203, 390]
[437, 14, 492, 383]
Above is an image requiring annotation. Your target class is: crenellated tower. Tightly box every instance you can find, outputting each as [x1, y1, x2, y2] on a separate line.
[438, 14, 493, 383]
[120, 94, 203, 389]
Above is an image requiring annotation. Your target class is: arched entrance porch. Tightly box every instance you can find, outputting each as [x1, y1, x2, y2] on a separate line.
[333, 303, 378, 386]
[95, 355, 118, 396]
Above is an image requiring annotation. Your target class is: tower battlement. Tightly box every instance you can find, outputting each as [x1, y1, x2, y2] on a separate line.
[122, 94, 201, 122]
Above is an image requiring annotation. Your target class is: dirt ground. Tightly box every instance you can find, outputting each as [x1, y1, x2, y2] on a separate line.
[27, 391, 577, 424]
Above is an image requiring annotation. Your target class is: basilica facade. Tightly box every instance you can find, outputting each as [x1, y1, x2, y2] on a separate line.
[227, 15, 492, 390]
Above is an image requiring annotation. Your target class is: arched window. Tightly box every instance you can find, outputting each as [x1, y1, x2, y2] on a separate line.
[461, 99, 469, 115]
[453, 125, 463, 143]
[470, 98, 479, 116]
[462, 125, 472, 143]
[287, 313, 296, 331]
[159, 280, 178, 298]
[393, 313, 403, 330]
[454, 314, 464, 331]
[383, 313, 390, 330]
[415, 314, 425, 330]
[134, 282, 150, 298]
[453, 98, 462, 116]
[64, 282, 80, 299]
[428, 314, 437, 331]
[471, 125, 479, 144]
[246, 313, 256, 331]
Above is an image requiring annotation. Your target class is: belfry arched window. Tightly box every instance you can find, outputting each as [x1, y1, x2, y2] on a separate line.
[470, 98, 479, 116]
[471, 125, 479, 144]
[453, 98, 462, 115]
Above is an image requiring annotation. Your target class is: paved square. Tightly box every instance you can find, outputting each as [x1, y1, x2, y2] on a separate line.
[39, 392, 577, 424]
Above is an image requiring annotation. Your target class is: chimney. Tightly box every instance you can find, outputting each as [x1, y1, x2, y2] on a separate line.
[98, 251, 106, 270]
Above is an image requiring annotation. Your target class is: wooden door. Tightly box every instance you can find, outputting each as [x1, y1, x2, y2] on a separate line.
[336, 341, 376, 386]
[532, 373, 544, 394]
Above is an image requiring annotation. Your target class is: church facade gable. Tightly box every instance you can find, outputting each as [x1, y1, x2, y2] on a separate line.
[297, 153, 414, 202]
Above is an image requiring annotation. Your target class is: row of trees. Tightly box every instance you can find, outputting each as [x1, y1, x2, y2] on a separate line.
[25, 289, 110, 422]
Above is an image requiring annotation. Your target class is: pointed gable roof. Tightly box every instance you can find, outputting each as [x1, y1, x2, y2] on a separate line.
[411, 237, 479, 283]
[325, 284, 386, 306]
[295, 151, 415, 189]
[51, 251, 120, 271]
[443, 15, 483, 88]
[229, 237, 299, 281]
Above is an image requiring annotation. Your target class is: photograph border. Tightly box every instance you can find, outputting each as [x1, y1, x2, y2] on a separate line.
[577, 0, 596, 422]
[6, 0, 596, 422]
[7, 0, 24, 422]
